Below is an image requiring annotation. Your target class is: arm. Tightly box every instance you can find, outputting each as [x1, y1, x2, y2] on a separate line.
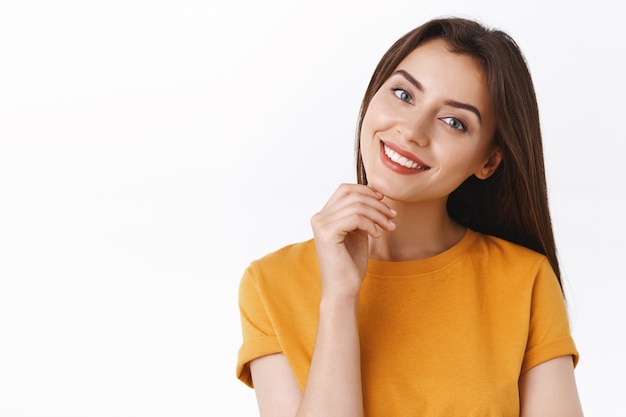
[249, 354, 301, 417]
[250, 296, 362, 417]
[519, 355, 584, 417]
[250, 184, 396, 417]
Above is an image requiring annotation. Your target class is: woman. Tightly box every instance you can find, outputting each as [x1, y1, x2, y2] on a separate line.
[236, 17, 584, 416]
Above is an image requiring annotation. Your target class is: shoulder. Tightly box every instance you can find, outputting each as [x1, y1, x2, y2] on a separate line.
[248, 239, 318, 273]
[469, 230, 549, 268]
[242, 239, 320, 290]
[464, 230, 555, 286]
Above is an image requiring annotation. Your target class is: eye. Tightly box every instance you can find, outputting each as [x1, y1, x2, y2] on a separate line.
[392, 88, 412, 103]
[441, 116, 466, 131]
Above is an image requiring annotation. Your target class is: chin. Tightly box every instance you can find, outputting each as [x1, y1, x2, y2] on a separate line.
[366, 176, 397, 198]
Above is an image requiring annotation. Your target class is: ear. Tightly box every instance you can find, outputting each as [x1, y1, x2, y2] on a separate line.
[474, 147, 502, 180]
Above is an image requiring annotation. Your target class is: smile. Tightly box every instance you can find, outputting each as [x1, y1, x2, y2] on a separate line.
[382, 142, 430, 170]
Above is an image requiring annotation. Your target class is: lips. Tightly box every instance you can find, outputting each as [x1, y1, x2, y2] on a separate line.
[379, 141, 430, 174]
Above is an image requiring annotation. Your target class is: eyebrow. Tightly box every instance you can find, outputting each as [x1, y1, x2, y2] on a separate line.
[393, 69, 483, 124]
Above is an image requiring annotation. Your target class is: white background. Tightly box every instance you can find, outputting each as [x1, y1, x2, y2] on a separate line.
[0, 0, 624, 416]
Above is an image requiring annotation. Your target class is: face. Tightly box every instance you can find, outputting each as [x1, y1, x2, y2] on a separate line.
[360, 38, 501, 204]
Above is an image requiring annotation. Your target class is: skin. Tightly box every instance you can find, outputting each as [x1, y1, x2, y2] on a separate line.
[359, 38, 501, 261]
[249, 39, 584, 417]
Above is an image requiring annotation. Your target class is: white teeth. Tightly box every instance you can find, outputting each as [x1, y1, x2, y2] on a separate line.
[383, 144, 425, 169]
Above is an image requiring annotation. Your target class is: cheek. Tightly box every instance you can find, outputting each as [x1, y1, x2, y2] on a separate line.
[359, 109, 377, 156]
[358, 123, 379, 174]
[360, 107, 376, 137]
[361, 102, 392, 140]
[440, 143, 489, 179]
[358, 131, 375, 167]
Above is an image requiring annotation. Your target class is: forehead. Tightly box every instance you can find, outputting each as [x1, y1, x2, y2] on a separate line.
[393, 39, 491, 110]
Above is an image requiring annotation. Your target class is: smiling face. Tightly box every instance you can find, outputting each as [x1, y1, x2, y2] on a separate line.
[360, 38, 501, 204]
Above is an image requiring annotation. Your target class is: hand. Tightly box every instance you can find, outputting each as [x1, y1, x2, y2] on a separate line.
[310, 184, 397, 299]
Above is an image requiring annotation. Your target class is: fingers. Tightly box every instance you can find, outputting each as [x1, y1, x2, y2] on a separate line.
[311, 184, 396, 243]
[323, 183, 384, 208]
[322, 184, 396, 220]
[312, 184, 392, 291]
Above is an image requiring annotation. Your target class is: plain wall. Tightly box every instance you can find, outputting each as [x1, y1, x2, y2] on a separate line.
[0, 0, 624, 415]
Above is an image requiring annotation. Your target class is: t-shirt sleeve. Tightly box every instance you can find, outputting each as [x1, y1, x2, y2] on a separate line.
[520, 258, 579, 374]
[236, 263, 282, 388]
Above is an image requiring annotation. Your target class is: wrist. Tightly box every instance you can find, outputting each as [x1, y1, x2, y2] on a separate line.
[319, 293, 360, 314]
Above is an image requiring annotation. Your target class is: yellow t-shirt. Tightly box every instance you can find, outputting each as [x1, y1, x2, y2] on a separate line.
[236, 229, 578, 416]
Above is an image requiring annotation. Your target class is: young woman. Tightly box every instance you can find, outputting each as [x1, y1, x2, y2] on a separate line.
[236, 17, 584, 416]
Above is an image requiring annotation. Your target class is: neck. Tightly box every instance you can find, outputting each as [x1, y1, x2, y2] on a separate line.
[368, 198, 466, 262]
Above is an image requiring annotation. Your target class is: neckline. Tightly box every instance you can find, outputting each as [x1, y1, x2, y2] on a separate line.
[366, 228, 479, 277]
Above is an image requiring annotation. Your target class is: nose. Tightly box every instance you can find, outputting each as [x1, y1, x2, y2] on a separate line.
[397, 112, 431, 147]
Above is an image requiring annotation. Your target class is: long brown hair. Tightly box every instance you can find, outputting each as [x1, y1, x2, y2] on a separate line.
[355, 17, 563, 290]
